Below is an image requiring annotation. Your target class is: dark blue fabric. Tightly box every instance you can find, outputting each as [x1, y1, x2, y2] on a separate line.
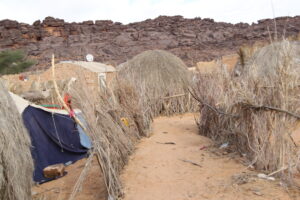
[22, 106, 89, 183]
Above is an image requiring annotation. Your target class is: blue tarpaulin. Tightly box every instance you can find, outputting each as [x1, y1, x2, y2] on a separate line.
[77, 113, 92, 149]
[22, 106, 90, 183]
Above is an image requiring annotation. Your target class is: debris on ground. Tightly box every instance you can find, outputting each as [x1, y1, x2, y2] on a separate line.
[43, 164, 66, 179]
[219, 142, 229, 149]
[252, 190, 264, 196]
[231, 173, 255, 185]
[257, 173, 275, 181]
[156, 142, 176, 145]
[199, 146, 207, 150]
[179, 159, 202, 167]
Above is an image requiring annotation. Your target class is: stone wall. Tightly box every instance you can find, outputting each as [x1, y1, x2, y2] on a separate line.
[0, 15, 299, 70]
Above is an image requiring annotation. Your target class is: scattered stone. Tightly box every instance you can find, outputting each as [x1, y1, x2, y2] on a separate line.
[43, 163, 65, 179]
[257, 173, 275, 181]
[253, 191, 263, 196]
[232, 173, 254, 185]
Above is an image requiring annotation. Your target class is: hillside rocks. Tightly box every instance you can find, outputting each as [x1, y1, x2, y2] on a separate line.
[0, 15, 299, 70]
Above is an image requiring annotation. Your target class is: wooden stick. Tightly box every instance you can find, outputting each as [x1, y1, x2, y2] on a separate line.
[267, 162, 298, 177]
[51, 54, 86, 130]
[188, 87, 238, 117]
[179, 159, 202, 167]
[240, 103, 300, 120]
[267, 166, 288, 176]
[162, 93, 186, 99]
[156, 142, 176, 145]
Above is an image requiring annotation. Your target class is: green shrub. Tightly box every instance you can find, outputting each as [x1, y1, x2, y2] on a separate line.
[0, 50, 35, 75]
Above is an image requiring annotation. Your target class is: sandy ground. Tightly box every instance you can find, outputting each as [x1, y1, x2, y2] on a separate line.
[32, 156, 108, 200]
[121, 113, 300, 200]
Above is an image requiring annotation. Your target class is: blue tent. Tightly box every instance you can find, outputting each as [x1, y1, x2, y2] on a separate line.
[22, 106, 91, 183]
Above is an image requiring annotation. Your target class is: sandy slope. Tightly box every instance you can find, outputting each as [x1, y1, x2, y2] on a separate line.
[121, 113, 299, 200]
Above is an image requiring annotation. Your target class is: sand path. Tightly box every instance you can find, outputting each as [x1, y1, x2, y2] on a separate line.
[121, 113, 299, 200]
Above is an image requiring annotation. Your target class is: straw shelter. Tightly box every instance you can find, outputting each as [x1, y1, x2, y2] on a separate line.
[68, 78, 143, 199]
[0, 80, 33, 200]
[115, 50, 196, 125]
[192, 40, 300, 184]
[234, 41, 300, 77]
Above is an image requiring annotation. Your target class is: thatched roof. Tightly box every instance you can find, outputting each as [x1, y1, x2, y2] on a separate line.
[235, 41, 300, 77]
[118, 50, 189, 85]
[115, 50, 195, 117]
[192, 40, 300, 183]
[0, 80, 33, 200]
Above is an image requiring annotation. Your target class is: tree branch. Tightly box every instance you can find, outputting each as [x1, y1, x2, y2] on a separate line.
[239, 103, 300, 120]
[188, 87, 238, 117]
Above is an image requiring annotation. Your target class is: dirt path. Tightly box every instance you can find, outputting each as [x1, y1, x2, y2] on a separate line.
[32, 157, 107, 200]
[121, 113, 299, 200]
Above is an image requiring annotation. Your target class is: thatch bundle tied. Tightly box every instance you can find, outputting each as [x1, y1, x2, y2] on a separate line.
[0, 80, 33, 200]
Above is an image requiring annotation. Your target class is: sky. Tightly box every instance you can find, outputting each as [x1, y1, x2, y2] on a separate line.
[0, 0, 299, 25]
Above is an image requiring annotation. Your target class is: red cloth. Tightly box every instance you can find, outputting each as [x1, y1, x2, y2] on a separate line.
[63, 94, 74, 117]
[64, 94, 72, 108]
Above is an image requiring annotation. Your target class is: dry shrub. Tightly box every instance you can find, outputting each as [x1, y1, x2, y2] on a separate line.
[112, 77, 150, 137]
[66, 74, 144, 199]
[115, 50, 197, 122]
[0, 79, 34, 200]
[193, 40, 300, 184]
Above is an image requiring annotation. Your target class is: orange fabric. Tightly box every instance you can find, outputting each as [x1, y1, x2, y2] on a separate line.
[63, 94, 72, 108]
[63, 94, 75, 117]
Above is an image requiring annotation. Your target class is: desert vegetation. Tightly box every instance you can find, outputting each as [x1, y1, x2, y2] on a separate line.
[47, 50, 196, 199]
[1, 37, 300, 200]
[191, 40, 300, 185]
[0, 50, 35, 75]
[0, 80, 33, 200]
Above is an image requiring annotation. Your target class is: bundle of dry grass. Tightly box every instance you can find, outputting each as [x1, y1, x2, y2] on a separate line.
[192, 40, 300, 184]
[0, 80, 33, 200]
[69, 83, 142, 199]
[21, 57, 145, 199]
[44, 62, 143, 199]
[115, 50, 196, 126]
[112, 77, 150, 137]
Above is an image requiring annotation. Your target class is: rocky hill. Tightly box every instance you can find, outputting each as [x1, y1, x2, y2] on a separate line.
[0, 15, 299, 70]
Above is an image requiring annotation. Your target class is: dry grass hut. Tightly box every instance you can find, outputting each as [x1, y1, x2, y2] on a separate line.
[0, 80, 33, 200]
[192, 40, 300, 184]
[115, 50, 196, 125]
[234, 41, 300, 77]
[68, 78, 144, 199]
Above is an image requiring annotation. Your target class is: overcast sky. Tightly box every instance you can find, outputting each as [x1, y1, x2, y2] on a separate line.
[0, 0, 299, 25]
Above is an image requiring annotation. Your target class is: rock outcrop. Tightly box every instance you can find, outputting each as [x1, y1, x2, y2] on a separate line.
[0, 15, 299, 69]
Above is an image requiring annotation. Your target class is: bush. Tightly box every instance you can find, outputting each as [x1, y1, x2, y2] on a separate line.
[192, 40, 300, 184]
[0, 50, 35, 75]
